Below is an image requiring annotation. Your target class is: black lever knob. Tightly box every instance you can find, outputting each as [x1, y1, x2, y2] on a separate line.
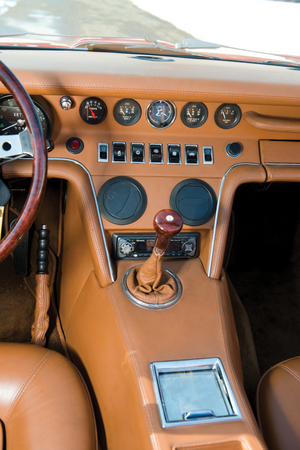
[36, 225, 50, 275]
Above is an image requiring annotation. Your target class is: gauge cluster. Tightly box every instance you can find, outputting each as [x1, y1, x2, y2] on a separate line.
[0, 93, 242, 157]
[78, 97, 242, 130]
[0, 95, 52, 138]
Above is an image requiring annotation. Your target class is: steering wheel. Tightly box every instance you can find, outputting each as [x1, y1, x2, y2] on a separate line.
[0, 60, 47, 263]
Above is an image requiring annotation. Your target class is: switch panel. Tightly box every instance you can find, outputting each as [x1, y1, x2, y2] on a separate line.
[131, 143, 145, 163]
[112, 142, 126, 162]
[185, 145, 199, 165]
[167, 144, 181, 164]
[203, 146, 214, 165]
[98, 143, 109, 162]
[149, 143, 163, 164]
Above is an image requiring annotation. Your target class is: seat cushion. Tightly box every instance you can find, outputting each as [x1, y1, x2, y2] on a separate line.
[0, 343, 97, 450]
[257, 357, 300, 450]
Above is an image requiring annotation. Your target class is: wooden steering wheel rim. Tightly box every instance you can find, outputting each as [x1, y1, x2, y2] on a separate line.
[0, 60, 47, 263]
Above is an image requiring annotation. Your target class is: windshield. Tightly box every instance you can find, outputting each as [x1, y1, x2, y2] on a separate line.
[0, 0, 299, 61]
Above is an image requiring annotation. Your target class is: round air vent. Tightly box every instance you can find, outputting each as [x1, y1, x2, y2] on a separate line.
[97, 176, 147, 225]
[170, 179, 216, 226]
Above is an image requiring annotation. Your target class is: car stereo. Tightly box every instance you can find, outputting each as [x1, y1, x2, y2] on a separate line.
[112, 232, 200, 260]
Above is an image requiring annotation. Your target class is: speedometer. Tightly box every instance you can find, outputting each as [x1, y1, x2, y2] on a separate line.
[0, 95, 51, 138]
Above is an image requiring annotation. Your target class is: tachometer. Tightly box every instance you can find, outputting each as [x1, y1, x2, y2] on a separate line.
[80, 97, 107, 124]
[0, 95, 51, 138]
[147, 100, 175, 129]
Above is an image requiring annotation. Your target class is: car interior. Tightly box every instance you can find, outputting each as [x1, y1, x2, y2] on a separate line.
[0, 44, 300, 450]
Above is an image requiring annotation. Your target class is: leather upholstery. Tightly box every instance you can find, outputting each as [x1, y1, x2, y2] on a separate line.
[126, 248, 177, 304]
[0, 343, 97, 450]
[257, 357, 300, 450]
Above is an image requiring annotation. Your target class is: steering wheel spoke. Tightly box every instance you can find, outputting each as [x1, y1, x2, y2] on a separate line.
[0, 129, 33, 159]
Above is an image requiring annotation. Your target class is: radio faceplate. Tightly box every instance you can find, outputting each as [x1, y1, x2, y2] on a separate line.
[112, 232, 200, 260]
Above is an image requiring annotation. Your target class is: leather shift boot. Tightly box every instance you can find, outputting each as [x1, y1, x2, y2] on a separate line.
[127, 248, 177, 304]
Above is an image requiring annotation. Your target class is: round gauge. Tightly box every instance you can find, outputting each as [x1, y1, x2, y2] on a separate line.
[113, 99, 141, 126]
[147, 100, 175, 129]
[181, 102, 208, 128]
[79, 97, 107, 124]
[0, 95, 51, 138]
[215, 104, 241, 129]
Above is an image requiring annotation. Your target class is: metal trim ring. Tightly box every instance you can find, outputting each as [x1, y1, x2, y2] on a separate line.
[121, 266, 182, 310]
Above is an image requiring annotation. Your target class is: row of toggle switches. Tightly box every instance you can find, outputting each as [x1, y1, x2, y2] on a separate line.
[98, 142, 214, 165]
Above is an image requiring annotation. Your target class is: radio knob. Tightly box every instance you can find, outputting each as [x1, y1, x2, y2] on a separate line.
[182, 239, 196, 257]
[119, 240, 134, 256]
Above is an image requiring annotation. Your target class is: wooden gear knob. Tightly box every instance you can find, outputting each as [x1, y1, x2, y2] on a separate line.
[154, 209, 183, 251]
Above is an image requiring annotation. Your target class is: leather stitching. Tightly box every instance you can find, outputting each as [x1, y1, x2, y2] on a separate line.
[4, 350, 54, 423]
[214, 280, 265, 450]
[3, 81, 300, 103]
[3, 166, 111, 286]
[280, 363, 300, 383]
[211, 169, 266, 279]
[72, 364, 98, 450]
[106, 285, 160, 450]
[172, 439, 251, 450]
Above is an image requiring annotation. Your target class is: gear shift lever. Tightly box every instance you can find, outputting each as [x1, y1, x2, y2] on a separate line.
[124, 210, 183, 308]
[154, 210, 183, 252]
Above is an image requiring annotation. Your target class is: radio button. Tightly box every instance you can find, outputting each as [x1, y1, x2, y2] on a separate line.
[182, 239, 196, 256]
[119, 240, 134, 256]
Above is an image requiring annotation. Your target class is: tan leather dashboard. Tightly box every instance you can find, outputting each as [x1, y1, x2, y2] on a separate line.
[1, 49, 300, 278]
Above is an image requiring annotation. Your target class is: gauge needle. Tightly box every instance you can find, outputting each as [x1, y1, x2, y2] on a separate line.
[1, 119, 25, 132]
[222, 111, 226, 119]
[89, 106, 96, 119]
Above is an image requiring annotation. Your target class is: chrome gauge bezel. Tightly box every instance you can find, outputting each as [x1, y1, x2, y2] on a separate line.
[0, 95, 52, 139]
[79, 97, 107, 125]
[215, 104, 241, 129]
[146, 100, 176, 129]
[113, 98, 141, 126]
[181, 102, 208, 128]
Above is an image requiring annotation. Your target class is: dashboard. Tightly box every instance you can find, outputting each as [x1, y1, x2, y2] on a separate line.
[1, 49, 300, 277]
[1, 47, 300, 450]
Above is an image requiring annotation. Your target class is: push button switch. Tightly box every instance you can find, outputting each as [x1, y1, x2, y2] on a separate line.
[185, 145, 198, 164]
[112, 142, 126, 162]
[98, 143, 109, 162]
[131, 143, 145, 163]
[149, 143, 163, 163]
[167, 144, 181, 164]
[203, 146, 214, 165]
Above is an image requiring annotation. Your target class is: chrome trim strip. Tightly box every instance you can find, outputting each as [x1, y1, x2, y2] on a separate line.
[265, 162, 300, 166]
[207, 163, 261, 278]
[49, 157, 115, 283]
[150, 357, 242, 428]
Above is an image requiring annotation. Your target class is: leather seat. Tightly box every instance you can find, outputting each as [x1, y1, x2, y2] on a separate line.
[0, 343, 97, 450]
[256, 357, 300, 450]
